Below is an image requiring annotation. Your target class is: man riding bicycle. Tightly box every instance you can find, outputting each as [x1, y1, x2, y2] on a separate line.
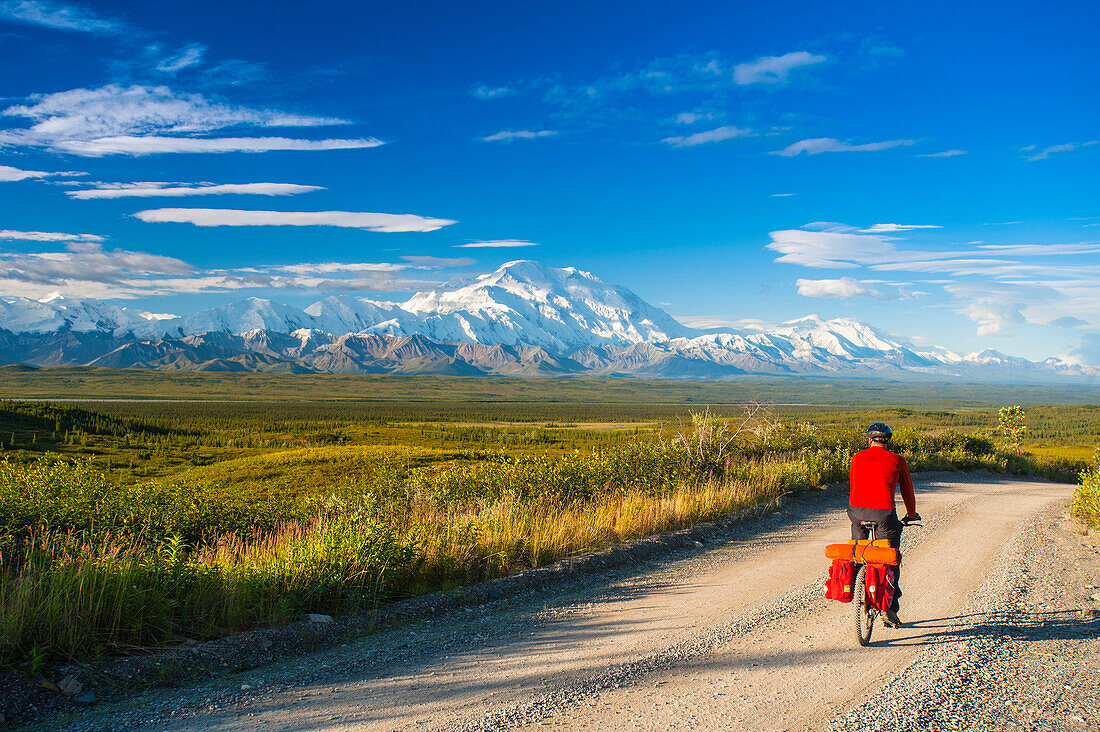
[848, 423, 920, 627]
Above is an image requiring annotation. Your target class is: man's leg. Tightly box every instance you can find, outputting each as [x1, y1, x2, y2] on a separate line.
[879, 512, 904, 613]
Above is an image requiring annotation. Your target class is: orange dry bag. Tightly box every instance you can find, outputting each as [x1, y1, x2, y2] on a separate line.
[825, 543, 900, 566]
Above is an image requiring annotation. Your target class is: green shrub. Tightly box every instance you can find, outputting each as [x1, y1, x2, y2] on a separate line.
[1073, 463, 1100, 530]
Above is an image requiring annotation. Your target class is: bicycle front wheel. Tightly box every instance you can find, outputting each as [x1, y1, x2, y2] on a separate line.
[853, 564, 875, 646]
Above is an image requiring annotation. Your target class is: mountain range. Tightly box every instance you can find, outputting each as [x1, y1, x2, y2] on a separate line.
[0, 260, 1093, 381]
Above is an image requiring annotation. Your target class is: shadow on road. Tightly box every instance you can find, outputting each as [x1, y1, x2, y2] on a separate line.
[878, 609, 1100, 647]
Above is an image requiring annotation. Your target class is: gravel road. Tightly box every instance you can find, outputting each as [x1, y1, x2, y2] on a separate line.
[46, 475, 1099, 732]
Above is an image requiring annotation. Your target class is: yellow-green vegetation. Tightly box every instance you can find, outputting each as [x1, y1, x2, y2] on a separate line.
[0, 397, 1094, 670]
[1072, 450, 1100, 530]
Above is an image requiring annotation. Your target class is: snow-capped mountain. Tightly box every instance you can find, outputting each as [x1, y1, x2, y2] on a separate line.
[0, 294, 162, 336]
[0, 260, 1093, 381]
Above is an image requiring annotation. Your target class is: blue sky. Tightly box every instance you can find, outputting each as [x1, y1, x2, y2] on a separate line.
[1, 0, 1098, 362]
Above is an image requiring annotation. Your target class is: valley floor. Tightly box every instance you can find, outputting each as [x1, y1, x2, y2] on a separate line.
[39, 475, 1099, 732]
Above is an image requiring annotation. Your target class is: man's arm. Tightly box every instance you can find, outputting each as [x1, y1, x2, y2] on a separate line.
[898, 456, 917, 518]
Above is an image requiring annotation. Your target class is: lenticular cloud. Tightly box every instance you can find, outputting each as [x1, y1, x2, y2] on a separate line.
[133, 208, 458, 233]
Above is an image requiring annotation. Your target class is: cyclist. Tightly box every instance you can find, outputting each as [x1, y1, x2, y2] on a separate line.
[848, 422, 920, 627]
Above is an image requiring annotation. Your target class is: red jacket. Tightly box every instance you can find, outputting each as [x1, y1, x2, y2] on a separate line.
[849, 445, 916, 516]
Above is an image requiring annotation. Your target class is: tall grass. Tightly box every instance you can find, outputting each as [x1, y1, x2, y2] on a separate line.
[0, 421, 1082, 668]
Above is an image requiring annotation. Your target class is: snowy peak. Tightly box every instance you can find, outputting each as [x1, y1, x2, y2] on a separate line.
[0, 260, 1093, 381]
[402, 259, 694, 350]
[0, 295, 160, 336]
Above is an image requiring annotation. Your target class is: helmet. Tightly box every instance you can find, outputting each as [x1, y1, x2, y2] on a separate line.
[866, 422, 893, 441]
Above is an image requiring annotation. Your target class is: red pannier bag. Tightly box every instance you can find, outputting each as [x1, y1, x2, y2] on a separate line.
[824, 558, 854, 602]
[864, 563, 898, 612]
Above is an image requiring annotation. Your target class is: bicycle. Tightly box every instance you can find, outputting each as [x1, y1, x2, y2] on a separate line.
[853, 517, 920, 647]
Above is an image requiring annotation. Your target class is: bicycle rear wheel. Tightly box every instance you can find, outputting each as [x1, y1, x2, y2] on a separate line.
[853, 564, 875, 646]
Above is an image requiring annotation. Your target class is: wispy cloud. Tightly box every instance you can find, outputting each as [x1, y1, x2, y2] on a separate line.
[1023, 141, 1098, 161]
[400, 255, 476, 267]
[771, 193, 796, 197]
[453, 240, 539, 249]
[917, 149, 967, 158]
[133, 208, 457, 233]
[674, 111, 717, 125]
[0, 229, 104, 242]
[55, 136, 381, 156]
[732, 51, 827, 85]
[68, 182, 324, 199]
[772, 138, 915, 156]
[154, 43, 206, 74]
[469, 84, 516, 99]
[662, 125, 751, 147]
[795, 277, 886, 299]
[481, 129, 557, 142]
[860, 224, 942, 233]
[0, 164, 83, 181]
[0, 84, 374, 156]
[494, 49, 828, 129]
[0, 0, 122, 34]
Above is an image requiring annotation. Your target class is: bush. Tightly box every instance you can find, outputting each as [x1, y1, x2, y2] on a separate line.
[1073, 459, 1100, 530]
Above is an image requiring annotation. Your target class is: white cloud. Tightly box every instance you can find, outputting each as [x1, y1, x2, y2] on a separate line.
[454, 240, 539, 249]
[0, 229, 104, 242]
[945, 283, 1040, 336]
[470, 85, 517, 99]
[1071, 333, 1100, 366]
[860, 223, 942, 233]
[0, 164, 84, 181]
[133, 208, 457, 233]
[0, 241, 189, 291]
[795, 277, 885, 299]
[771, 193, 796, 197]
[0, 164, 48, 181]
[772, 138, 916, 156]
[154, 43, 207, 74]
[273, 261, 407, 275]
[0, 84, 369, 156]
[732, 51, 827, 85]
[0, 243, 438, 299]
[482, 129, 558, 142]
[975, 243, 1100, 256]
[68, 182, 324, 199]
[0, 0, 122, 33]
[1024, 141, 1098, 161]
[662, 125, 751, 147]
[767, 228, 895, 268]
[917, 149, 967, 158]
[768, 222, 1100, 337]
[58, 136, 380, 156]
